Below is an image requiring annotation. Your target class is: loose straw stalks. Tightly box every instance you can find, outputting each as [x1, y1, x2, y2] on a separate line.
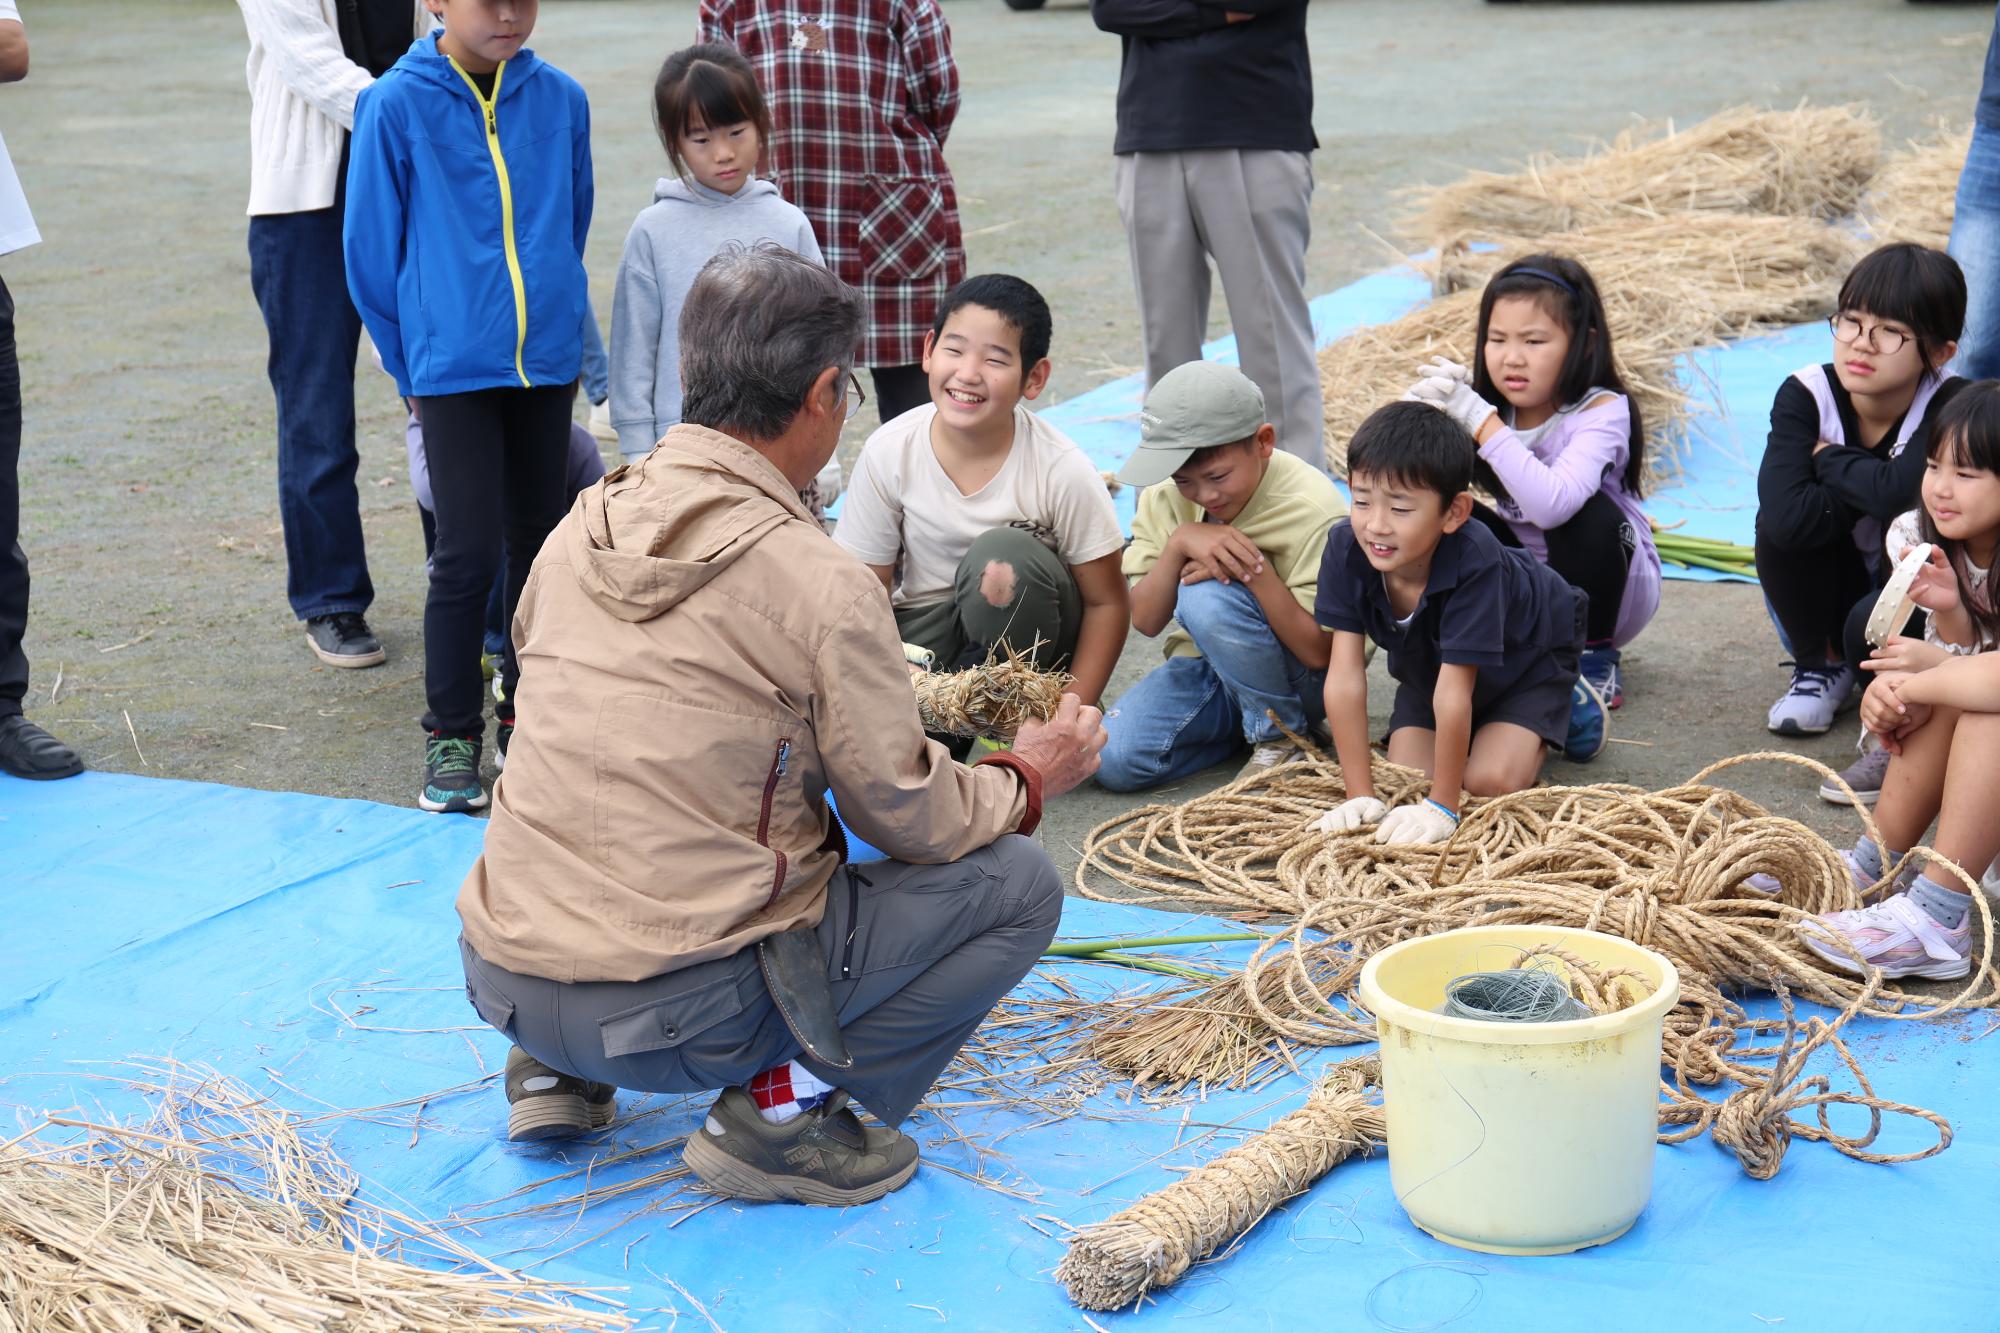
[0, 1061, 635, 1332]
[1863, 122, 1971, 251]
[1056, 1056, 1386, 1312]
[913, 646, 1071, 739]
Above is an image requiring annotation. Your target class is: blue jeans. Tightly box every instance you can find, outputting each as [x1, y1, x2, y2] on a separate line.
[579, 296, 609, 406]
[248, 207, 374, 621]
[1950, 123, 2000, 381]
[1098, 579, 1325, 792]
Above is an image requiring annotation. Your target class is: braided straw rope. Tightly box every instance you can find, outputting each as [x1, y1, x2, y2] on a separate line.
[911, 652, 1071, 739]
[1056, 1056, 1387, 1312]
[1072, 746, 1991, 1168]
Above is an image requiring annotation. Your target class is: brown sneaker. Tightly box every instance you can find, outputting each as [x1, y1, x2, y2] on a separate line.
[682, 1086, 919, 1205]
[504, 1047, 616, 1141]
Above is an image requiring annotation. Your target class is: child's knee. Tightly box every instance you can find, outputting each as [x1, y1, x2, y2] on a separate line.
[977, 559, 1016, 608]
[1463, 755, 1542, 797]
[1172, 577, 1257, 639]
[1093, 718, 1157, 793]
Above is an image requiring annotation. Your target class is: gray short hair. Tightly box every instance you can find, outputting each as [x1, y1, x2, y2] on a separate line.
[679, 244, 866, 441]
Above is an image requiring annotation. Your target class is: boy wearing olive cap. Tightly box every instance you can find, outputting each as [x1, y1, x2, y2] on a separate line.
[1098, 360, 1348, 791]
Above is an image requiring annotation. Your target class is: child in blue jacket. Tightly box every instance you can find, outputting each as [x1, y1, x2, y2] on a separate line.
[345, 0, 593, 814]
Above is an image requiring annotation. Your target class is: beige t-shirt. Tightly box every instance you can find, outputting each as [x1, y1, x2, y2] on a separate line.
[835, 403, 1126, 609]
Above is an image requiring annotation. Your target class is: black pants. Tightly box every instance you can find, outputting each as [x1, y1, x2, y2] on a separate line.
[0, 274, 26, 720]
[414, 384, 574, 737]
[1471, 492, 1631, 646]
[1755, 529, 1877, 670]
[871, 364, 929, 424]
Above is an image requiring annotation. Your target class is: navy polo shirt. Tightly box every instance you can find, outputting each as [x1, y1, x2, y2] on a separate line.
[1314, 518, 1581, 697]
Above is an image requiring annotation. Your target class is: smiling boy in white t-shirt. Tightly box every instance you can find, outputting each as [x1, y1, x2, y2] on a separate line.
[834, 275, 1130, 707]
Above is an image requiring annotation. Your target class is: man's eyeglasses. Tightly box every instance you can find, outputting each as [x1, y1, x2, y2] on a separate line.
[843, 372, 868, 421]
[1829, 314, 1911, 355]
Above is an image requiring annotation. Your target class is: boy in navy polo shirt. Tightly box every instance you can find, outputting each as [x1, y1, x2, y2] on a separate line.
[1311, 403, 1594, 846]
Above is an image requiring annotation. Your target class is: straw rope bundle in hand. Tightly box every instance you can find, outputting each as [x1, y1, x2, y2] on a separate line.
[1404, 104, 1883, 249]
[1863, 123, 1971, 251]
[0, 1063, 634, 1332]
[1056, 1056, 1386, 1312]
[912, 650, 1072, 739]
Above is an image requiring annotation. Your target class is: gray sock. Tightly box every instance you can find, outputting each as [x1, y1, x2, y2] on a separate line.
[1849, 838, 1904, 885]
[1908, 872, 1974, 931]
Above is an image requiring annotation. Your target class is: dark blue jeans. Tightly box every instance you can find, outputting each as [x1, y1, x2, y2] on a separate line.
[1951, 123, 2000, 381]
[248, 207, 374, 621]
[1098, 579, 1326, 792]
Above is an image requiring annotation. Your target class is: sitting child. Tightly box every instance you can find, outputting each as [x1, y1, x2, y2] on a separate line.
[834, 274, 1130, 706]
[1799, 382, 2000, 981]
[1098, 360, 1348, 790]
[1311, 402, 1588, 846]
[1755, 242, 1965, 738]
[1403, 253, 1660, 742]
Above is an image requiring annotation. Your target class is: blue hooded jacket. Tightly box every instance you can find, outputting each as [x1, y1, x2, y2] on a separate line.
[345, 33, 593, 398]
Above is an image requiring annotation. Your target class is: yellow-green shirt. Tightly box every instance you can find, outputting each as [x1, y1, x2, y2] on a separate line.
[1123, 450, 1348, 660]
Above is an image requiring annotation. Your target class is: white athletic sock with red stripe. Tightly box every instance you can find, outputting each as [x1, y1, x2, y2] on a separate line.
[747, 1060, 837, 1124]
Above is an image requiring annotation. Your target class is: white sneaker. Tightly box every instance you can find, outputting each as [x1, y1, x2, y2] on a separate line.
[1766, 662, 1857, 737]
[1236, 740, 1305, 782]
[1799, 892, 1972, 980]
[588, 399, 616, 444]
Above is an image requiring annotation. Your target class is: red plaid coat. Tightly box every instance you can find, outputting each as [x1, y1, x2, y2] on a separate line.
[699, 0, 965, 369]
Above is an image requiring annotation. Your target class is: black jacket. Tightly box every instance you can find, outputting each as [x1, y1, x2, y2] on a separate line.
[1090, 0, 1315, 156]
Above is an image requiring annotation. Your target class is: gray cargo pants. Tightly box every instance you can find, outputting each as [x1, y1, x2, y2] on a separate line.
[460, 834, 1062, 1126]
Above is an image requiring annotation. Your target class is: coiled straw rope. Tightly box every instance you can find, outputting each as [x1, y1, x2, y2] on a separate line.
[1071, 745, 1989, 1164]
[1056, 1056, 1387, 1312]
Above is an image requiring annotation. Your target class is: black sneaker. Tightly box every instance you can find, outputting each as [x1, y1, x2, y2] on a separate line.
[420, 731, 487, 813]
[682, 1086, 919, 1206]
[494, 719, 513, 772]
[305, 612, 385, 668]
[0, 714, 84, 780]
[504, 1046, 616, 1141]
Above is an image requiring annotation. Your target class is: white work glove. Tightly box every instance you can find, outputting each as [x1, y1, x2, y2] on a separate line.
[1311, 795, 1388, 834]
[1416, 355, 1472, 386]
[1405, 377, 1498, 439]
[1373, 799, 1460, 846]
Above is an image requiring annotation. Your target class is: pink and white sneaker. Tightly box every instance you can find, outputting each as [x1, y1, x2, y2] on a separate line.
[1799, 892, 1972, 980]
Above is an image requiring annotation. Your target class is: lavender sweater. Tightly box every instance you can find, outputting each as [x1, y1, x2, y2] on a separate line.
[1481, 389, 1662, 649]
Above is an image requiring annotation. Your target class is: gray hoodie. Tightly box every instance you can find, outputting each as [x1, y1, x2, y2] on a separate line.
[608, 176, 824, 459]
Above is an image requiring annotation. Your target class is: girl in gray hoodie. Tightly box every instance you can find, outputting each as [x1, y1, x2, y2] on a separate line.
[608, 44, 824, 463]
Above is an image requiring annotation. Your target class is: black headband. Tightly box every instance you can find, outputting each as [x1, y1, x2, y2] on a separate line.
[1505, 266, 1580, 299]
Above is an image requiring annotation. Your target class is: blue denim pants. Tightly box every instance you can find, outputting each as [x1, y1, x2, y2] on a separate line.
[248, 206, 374, 621]
[1098, 579, 1325, 792]
[1950, 123, 2000, 381]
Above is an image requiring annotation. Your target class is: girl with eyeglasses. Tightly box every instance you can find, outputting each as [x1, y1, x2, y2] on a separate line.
[1754, 242, 1968, 740]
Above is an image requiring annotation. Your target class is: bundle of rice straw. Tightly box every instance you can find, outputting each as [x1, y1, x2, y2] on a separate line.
[0, 1063, 634, 1332]
[1863, 123, 1970, 251]
[914, 648, 1072, 739]
[1405, 104, 1882, 249]
[1319, 213, 1863, 481]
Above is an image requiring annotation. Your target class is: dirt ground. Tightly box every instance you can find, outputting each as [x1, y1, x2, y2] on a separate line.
[7, 0, 1995, 880]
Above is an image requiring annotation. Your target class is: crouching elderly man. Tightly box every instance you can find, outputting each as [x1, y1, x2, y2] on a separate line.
[455, 245, 1106, 1206]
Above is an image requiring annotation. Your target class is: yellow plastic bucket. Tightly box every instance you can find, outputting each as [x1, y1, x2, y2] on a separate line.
[1357, 924, 1680, 1256]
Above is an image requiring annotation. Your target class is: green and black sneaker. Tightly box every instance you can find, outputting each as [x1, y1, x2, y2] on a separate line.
[420, 731, 487, 813]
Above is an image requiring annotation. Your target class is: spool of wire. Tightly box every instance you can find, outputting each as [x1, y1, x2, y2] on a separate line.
[1439, 968, 1592, 1023]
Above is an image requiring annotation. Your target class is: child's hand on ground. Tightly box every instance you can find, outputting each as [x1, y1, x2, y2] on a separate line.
[1373, 799, 1458, 846]
[1863, 634, 1947, 676]
[1908, 545, 1959, 614]
[1311, 795, 1386, 834]
[1171, 523, 1265, 586]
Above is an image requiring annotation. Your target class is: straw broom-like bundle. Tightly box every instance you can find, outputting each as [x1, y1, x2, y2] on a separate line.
[1404, 104, 1882, 249]
[1055, 1056, 1386, 1312]
[1319, 214, 1861, 481]
[0, 1064, 634, 1332]
[913, 650, 1072, 739]
[1862, 124, 1971, 251]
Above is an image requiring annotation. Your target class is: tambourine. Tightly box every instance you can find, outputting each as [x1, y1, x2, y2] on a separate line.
[1865, 542, 1933, 649]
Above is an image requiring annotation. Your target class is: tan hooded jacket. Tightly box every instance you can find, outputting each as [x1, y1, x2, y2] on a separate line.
[457, 424, 1035, 984]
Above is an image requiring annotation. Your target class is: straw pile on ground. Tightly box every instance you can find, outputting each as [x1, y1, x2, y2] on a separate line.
[1863, 124, 1970, 250]
[1404, 105, 1882, 248]
[1067, 748, 1983, 1174]
[0, 1063, 633, 1332]
[1318, 213, 1861, 480]
[914, 652, 1071, 739]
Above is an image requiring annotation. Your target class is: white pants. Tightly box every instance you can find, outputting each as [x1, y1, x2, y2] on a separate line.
[1115, 148, 1324, 470]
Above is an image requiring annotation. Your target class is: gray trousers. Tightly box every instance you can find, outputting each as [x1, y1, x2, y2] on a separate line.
[894, 525, 1082, 672]
[460, 835, 1062, 1126]
[1114, 148, 1325, 470]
